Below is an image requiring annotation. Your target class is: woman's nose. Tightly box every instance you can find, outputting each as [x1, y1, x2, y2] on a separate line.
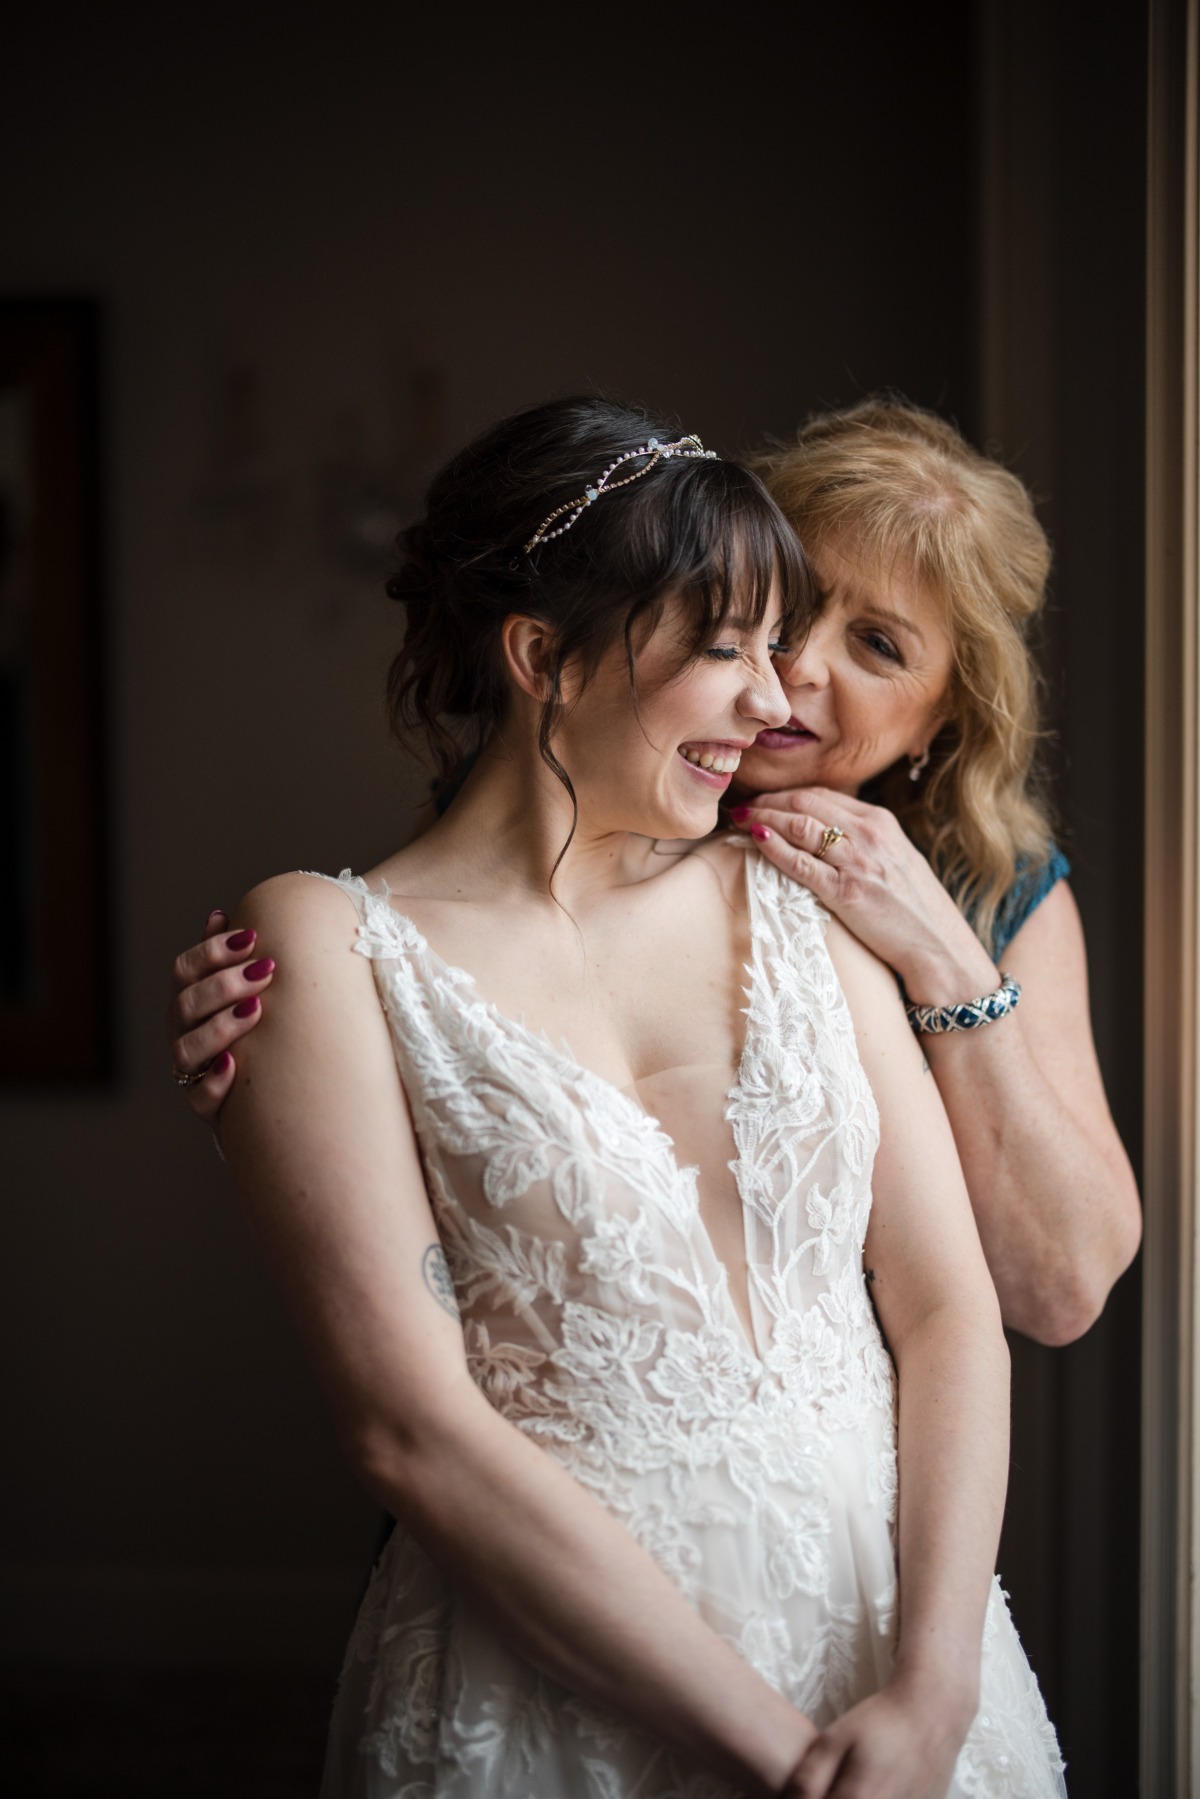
[774, 625, 830, 694]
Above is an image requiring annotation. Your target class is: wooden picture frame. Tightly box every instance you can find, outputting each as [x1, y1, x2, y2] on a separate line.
[0, 299, 109, 1080]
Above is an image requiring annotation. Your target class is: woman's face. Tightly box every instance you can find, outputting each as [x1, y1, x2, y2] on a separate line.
[732, 534, 955, 799]
[554, 593, 793, 843]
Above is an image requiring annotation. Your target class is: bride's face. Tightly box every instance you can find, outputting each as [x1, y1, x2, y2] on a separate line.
[553, 592, 793, 842]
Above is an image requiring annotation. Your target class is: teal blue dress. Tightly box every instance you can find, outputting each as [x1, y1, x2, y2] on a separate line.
[979, 846, 1071, 960]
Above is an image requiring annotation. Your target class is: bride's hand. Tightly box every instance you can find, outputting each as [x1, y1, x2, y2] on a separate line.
[166, 909, 274, 1123]
[778, 1678, 968, 1798]
[730, 785, 998, 1001]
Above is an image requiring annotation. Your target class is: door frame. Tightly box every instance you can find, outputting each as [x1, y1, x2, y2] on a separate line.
[1141, 0, 1200, 1789]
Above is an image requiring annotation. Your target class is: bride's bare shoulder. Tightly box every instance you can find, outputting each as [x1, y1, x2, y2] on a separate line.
[229, 870, 366, 961]
[686, 831, 753, 896]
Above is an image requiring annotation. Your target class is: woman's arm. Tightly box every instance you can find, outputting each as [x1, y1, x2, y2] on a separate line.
[737, 789, 1141, 1345]
[219, 873, 816, 1797]
[794, 922, 1010, 1797]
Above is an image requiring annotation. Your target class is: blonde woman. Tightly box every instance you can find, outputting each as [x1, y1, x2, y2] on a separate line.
[169, 399, 1139, 1348]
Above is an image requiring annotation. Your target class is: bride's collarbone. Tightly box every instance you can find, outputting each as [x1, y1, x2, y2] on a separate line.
[383, 853, 750, 1086]
[514, 951, 748, 1103]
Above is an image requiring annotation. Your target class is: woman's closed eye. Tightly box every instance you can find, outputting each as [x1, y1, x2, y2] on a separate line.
[860, 628, 902, 664]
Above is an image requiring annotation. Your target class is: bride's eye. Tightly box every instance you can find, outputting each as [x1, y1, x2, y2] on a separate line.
[703, 645, 740, 662]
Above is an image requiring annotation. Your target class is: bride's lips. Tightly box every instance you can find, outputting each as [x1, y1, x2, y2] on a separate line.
[753, 719, 820, 751]
[677, 740, 748, 790]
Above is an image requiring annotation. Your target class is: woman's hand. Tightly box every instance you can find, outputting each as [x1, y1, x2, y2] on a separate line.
[730, 786, 998, 1003]
[780, 1676, 968, 1798]
[166, 909, 274, 1123]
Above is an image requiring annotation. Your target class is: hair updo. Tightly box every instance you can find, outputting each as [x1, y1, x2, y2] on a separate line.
[386, 395, 814, 793]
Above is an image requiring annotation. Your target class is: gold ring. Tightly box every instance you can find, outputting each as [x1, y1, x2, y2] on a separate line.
[171, 1063, 207, 1088]
[815, 824, 846, 861]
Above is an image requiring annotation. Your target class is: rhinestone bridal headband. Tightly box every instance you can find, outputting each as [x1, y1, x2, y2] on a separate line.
[522, 434, 719, 555]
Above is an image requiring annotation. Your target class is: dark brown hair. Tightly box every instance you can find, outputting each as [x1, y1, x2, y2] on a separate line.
[386, 396, 814, 808]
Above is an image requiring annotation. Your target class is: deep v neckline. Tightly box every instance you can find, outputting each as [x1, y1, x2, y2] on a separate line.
[346, 854, 769, 1355]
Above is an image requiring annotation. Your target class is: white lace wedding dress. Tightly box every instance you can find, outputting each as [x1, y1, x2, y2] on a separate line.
[316, 856, 1065, 1799]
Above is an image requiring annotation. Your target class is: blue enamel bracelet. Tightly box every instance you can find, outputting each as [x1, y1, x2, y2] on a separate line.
[905, 972, 1022, 1035]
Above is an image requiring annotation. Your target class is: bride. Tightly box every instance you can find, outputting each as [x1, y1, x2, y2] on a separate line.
[218, 396, 1064, 1798]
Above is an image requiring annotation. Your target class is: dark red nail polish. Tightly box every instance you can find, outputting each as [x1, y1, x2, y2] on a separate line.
[232, 995, 260, 1019]
[750, 823, 772, 842]
[211, 1050, 233, 1075]
[243, 957, 275, 983]
[226, 928, 256, 952]
[728, 805, 751, 822]
[207, 907, 227, 923]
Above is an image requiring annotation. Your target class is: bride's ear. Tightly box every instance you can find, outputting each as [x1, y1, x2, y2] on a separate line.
[501, 615, 564, 703]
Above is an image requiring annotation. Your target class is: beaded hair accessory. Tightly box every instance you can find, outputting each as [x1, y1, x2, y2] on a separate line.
[522, 434, 719, 555]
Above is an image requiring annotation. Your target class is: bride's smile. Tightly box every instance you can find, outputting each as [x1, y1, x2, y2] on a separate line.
[543, 596, 793, 848]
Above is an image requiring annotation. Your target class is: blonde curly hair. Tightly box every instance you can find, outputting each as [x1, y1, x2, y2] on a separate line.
[752, 398, 1054, 951]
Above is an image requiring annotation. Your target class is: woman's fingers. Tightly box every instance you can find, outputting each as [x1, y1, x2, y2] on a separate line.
[170, 919, 260, 998]
[185, 1048, 236, 1123]
[170, 952, 276, 1036]
[730, 807, 851, 896]
[750, 828, 839, 896]
[743, 806, 851, 862]
[169, 987, 269, 1078]
[168, 911, 276, 1084]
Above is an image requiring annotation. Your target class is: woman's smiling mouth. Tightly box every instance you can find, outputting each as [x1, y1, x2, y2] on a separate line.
[753, 719, 820, 750]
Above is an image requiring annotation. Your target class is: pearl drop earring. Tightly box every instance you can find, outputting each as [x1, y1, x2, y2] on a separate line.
[908, 746, 931, 782]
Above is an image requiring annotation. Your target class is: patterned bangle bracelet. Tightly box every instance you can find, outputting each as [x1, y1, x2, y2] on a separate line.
[905, 972, 1022, 1035]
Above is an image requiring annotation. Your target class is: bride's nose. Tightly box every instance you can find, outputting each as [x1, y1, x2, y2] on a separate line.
[737, 656, 791, 730]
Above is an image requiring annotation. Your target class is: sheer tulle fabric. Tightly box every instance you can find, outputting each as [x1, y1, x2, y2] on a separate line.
[314, 857, 1065, 1799]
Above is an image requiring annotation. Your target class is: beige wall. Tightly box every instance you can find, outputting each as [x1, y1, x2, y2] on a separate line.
[0, 4, 978, 1666]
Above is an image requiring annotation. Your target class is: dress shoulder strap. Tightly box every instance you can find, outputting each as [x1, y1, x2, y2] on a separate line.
[746, 849, 829, 950]
[299, 868, 423, 962]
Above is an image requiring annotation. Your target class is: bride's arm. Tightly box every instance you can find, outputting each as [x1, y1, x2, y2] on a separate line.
[794, 921, 1010, 1798]
[219, 872, 815, 1798]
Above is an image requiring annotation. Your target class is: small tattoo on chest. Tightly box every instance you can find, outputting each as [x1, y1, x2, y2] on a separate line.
[422, 1244, 461, 1318]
